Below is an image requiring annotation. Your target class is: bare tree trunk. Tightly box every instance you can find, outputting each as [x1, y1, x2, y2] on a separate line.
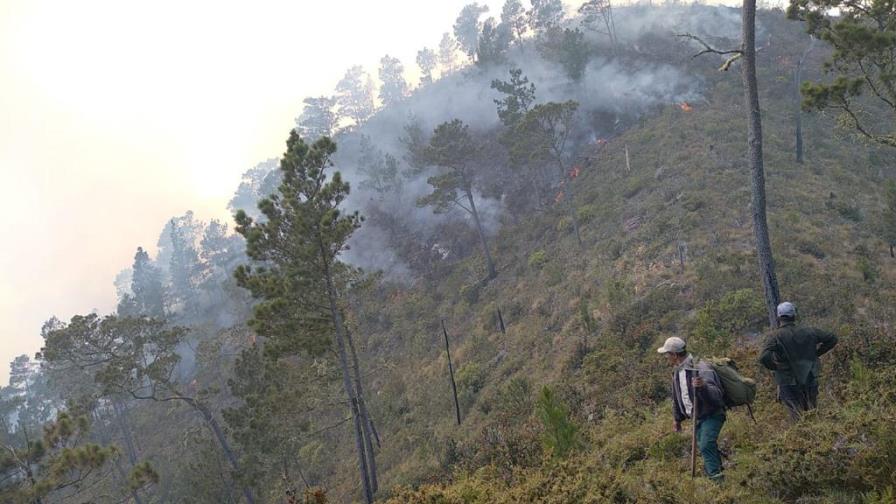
[192, 400, 257, 504]
[742, 0, 781, 328]
[345, 326, 379, 494]
[794, 68, 804, 164]
[441, 320, 462, 425]
[93, 409, 144, 504]
[320, 255, 373, 504]
[794, 38, 814, 163]
[113, 399, 140, 466]
[466, 189, 497, 279]
[625, 144, 631, 172]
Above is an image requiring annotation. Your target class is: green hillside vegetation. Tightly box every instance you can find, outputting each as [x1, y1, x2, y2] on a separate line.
[343, 16, 896, 504]
[2, 3, 895, 504]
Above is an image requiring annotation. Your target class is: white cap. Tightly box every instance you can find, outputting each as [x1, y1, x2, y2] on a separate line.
[777, 302, 796, 318]
[657, 336, 687, 354]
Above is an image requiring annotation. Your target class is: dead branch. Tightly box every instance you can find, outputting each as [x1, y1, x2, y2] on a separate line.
[676, 33, 744, 71]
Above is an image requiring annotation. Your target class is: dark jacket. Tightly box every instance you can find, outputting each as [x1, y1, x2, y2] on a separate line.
[759, 321, 838, 386]
[672, 355, 725, 423]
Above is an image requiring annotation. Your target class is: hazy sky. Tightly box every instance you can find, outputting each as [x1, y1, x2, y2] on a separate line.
[0, 0, 511, 383]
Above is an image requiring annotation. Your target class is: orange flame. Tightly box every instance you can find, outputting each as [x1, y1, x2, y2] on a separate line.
[678, 102, 693, 112]
[569, 165, 581, 179]
[594, 138, 608, 146]
[555, 191, 565, 203]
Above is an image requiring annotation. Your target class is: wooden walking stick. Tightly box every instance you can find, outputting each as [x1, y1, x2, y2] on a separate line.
[690, 380, 700, 478]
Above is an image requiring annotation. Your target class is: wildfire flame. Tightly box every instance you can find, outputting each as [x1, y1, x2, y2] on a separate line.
[555, 191, 565, 203]
[678, 102, 693, 112]
[594, 138, 608, 146]
[569, 165, 581, 179]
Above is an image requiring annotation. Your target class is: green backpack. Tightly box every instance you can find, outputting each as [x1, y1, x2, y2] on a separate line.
[705, 357, 757, 409]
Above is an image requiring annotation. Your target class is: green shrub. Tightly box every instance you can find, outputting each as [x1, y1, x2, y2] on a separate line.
[493, 377, 533, 420]
[456, 362, 487, 395]
[691, 288, 765, 350]
[528, 250, 548, 269]
[857, 256, 878, 283]
[535, 386, 580, 458]
[623, 175, 649, 199]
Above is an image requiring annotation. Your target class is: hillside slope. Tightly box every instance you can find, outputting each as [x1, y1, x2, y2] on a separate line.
[328, 13, 896, 504]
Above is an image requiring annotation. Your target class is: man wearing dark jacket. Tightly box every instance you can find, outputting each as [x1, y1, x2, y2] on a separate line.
[759, 301, 838, 420]
[658, 336, 726, 481]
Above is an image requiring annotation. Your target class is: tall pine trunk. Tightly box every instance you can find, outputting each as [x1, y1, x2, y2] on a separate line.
[321, 252, 374, 504]
[466, 189, 497, 279]
[346, 326, 379, 494]
[742, 0, 781, 327]
[191, 400, 256, 504]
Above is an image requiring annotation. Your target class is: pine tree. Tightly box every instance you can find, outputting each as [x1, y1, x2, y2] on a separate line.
[335, 66, 376, 127]
[416, 47, 438, 85]
[0, 412, 120, 504]
[164, 213, 202, 318]
[491, 67, 537, 127]
[233, 132, 378, 503]
[501, 0, 529, 46]
[788, 0, 896, 147]
[39, 315, 257, 504]
[530, 0, 564, 31]
[438, 32, 459, 73]
[454, 3, 490, 60]
[378, 55, 408, 107]
[476, 17, 511, 66]
[418, 119, 497, 279]
[295, 96, 338, 141]
[228, 159, 281, 221]
[128, 247, 165, 318]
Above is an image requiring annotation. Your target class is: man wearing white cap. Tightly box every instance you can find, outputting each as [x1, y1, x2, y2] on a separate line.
[658, 336, 726, 481]
[760, 301, 838, 420]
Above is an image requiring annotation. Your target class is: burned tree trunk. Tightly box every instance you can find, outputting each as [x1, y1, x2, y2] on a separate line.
[742, 0, 781, 327]
[441, 320, 462, 426]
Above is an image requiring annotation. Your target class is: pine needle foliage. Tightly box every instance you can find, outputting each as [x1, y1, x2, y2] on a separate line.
[235, 132, 362, 359]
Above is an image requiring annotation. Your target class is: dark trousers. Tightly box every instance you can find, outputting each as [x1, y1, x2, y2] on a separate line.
[779, 381, 819, 420]
[696, 412, 725, 478]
